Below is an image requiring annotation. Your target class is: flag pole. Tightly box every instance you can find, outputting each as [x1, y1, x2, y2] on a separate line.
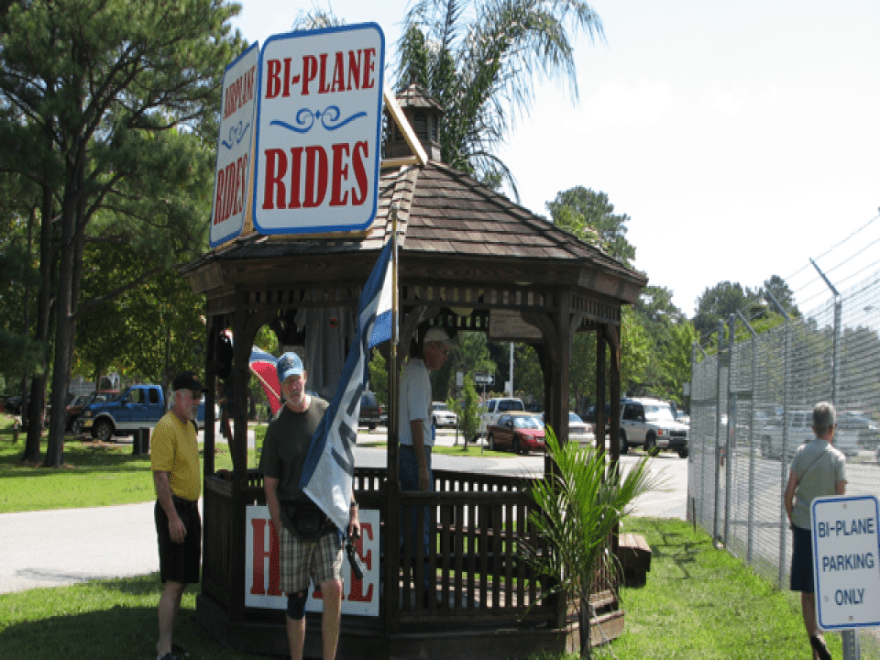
[389, 203, 399, 458]
[386, 204, 401, 627]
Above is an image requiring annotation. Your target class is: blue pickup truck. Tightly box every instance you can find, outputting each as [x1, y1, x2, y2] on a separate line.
[78, 384, 213, 442]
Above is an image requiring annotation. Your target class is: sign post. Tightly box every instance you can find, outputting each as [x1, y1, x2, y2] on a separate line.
[811, 495, 880, 651]
[474, 373, 493, 396]
[252, 24, 385, 236]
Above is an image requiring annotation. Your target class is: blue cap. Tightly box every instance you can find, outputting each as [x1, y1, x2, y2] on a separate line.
[277, 352, 304, 383]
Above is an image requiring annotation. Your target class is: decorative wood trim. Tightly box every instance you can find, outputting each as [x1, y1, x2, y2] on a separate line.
[402, 283, 557, 314]
[239, 284, 362, 312]
[571, 292, 620, 327]
[383, 86, 429, 166]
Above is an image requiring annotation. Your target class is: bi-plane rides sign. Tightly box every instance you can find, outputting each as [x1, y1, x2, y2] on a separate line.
[210, 24, 385, 248]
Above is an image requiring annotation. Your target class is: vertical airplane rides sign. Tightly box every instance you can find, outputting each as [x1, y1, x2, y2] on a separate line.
[210, 42, 259, 248]
[253, 24, 385, 235]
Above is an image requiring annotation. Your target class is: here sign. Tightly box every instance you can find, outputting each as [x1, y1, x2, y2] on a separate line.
[811, 495, 880, 631]
[252, 24, 385, 235]
[245, 506, 379, 617]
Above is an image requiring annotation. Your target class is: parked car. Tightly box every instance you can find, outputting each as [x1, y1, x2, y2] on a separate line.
[79, 385, 165, 441]
[431, 401, 458, 429]
[68, 390, 120, 433]
[486, 413, 545, 454]
[619, 397, 689, 458]
[3, 396, 22, 415]
[582, 403, 611, 435]
[358, 391, 384, 430]
[567, 412, 594, 445]
[477, 397, 525, 438]
[837, 410, 880, 450]
[541, 412, 594, 445]
[760, 410, 859, 460]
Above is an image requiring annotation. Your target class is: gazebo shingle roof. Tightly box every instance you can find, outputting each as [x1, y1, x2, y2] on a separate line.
[185, 160, 645, 304]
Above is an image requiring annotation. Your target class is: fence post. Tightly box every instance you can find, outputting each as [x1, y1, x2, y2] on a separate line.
[736, 310, 758, 566]
[808, 262, 859, 659]
[713, 320, 724, 543]
[778, 316, 791, 588]
[692, 341, 704, 527]
[724, 315, 735, 547]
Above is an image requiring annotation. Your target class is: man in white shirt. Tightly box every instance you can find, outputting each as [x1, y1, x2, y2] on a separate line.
[398, 326, 452, 605]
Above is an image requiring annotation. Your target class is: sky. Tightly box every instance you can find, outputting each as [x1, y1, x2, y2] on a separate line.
[229, 0, 880, 318]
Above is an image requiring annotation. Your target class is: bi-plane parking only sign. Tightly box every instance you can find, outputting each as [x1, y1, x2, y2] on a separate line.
[811, 495, 880, 631]
[252, 23, 385, 236]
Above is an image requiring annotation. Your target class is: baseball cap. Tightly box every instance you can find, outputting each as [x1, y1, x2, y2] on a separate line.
[172, 371, 206, 392]
[424, 327, 452, 346]
[277, 352, 305, 383]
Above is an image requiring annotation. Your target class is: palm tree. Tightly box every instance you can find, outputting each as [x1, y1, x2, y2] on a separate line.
[397, 0, 603, 196]
[523, 428, 662, 658]
[293, 0, 605, 197]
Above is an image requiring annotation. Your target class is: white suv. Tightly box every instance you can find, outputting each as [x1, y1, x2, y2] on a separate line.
[477, 397, 525, 438]
[619, 397, 689, 458]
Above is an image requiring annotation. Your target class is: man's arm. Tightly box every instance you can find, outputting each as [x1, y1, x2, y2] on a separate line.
[410, 419, 430, 491]
[153, 471, 186, 544]
[783, 469, 798, 524]
[836, 479, 846, 496]
[264, 476, 282, 537]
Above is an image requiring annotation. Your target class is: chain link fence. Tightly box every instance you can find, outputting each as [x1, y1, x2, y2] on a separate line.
[689, 271, 880, 656]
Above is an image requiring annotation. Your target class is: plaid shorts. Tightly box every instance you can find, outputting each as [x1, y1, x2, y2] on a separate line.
[279, 524, 344, 594]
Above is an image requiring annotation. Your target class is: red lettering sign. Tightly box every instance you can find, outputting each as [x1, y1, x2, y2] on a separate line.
[347, 522, 373, 602]
[254, 25, 384, 236]
[260, 143, 368, 211]
[250, 518, 281, 596]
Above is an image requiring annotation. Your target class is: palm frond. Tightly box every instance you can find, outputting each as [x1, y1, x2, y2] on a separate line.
[521, 426, 663, 649]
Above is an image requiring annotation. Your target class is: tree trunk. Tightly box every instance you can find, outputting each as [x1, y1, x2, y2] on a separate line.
[21, 184, 56, 464]
[579, 595, 592, 658]
[44, 158, 82, 468]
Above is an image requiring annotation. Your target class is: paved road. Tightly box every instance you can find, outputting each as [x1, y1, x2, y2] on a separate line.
[0, 427, 687, 594]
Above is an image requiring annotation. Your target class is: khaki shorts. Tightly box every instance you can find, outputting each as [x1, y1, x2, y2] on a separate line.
[279, 524, 344, 594]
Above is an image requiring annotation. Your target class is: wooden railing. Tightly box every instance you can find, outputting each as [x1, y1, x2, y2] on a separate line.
[201, 467, 555, 627]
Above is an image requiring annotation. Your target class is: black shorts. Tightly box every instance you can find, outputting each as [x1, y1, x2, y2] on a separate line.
[155, 497, 202, 585]
[790, 524, 814, 593]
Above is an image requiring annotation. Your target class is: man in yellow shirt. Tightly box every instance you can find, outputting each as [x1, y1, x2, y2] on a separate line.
[151, 371, 205, 660]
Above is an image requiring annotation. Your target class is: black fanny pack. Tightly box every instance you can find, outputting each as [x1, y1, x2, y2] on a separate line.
[284, 501, 333, 541]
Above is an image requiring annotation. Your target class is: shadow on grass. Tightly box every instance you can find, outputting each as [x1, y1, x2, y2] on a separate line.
[0, 575, 258, 660]
[627, 518, 705, 581]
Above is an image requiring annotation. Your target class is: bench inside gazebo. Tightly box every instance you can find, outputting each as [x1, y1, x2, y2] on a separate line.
[181, 84, 646, 659]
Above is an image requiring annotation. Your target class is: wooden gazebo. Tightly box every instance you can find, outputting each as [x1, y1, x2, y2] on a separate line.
[180, 85, 646, 658]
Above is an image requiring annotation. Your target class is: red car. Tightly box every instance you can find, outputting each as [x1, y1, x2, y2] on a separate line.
[486, 413, 545, 454]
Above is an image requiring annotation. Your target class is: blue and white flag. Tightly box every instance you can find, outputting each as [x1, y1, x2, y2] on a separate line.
[300, 240, 394, 531]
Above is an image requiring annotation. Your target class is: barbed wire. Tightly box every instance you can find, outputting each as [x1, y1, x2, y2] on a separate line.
[730, 210, 880, 323]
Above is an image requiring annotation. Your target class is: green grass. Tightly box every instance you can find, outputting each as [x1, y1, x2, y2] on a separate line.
[0, 415, 258, 513]
[601, 517, 856, 660]
[2, 517, 873, 659]
[0, 574, 251, 660]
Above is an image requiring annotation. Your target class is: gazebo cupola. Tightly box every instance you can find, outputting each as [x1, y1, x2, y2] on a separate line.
[384, 82, 445, 162]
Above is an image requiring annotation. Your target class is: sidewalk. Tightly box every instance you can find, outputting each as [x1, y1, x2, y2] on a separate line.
[0, 502, 161, 594]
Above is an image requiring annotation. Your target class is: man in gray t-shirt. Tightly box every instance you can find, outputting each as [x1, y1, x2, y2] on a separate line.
[783, 401, 846, 660]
